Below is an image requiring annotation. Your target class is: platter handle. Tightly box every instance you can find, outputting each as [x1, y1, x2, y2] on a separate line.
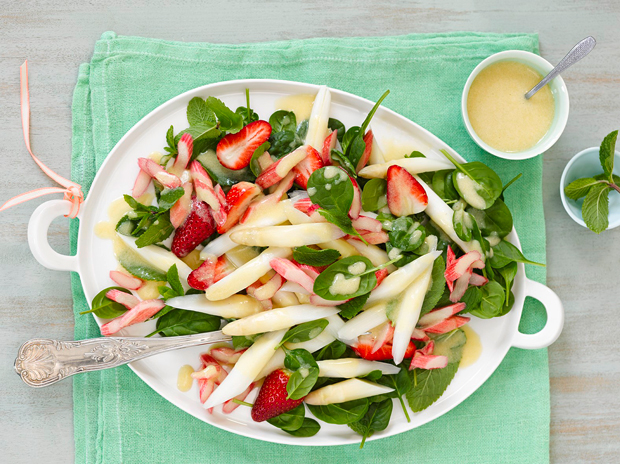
[511, 278, 564, 349]
[28, 199, 80, 273]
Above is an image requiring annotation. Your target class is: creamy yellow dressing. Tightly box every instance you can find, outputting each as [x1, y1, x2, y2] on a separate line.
[137, 280, 165, 300]
[467, 61, 555, 153]
[95, 194, 155, 240]
[177, 364, 195, 392]
[275, 94, 315, 122]
[460, 325, 482, 368]
[180, 249, 203, 270]
[329, 273, 361, 295]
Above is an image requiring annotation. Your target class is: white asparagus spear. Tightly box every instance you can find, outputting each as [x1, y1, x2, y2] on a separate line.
[165, 294, 263, 318]
[305, 85, 331, 151]
[337, 302, 388, 341]
[229, 223, 345, 248]
[283, 200, 314, 225]
[413, 175, 482, 255]
[200, 200, 290, 258]
[222, 305, 340, 336]
[366, 251, 440, 305]
[304, 379, 394, 406]
[117, 234, 192, 290]
[391, 262, 435, 364]
[272, 290, 300, 308]
[204, 329, 286, 408]
[317, 358, 400, 378]
[346, 238, 396, 272]
[204, 247, 292, 301]
[357, 158, 453, 179]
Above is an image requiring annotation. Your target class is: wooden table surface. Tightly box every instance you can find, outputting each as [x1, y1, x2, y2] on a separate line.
[1, 1, 618, 462]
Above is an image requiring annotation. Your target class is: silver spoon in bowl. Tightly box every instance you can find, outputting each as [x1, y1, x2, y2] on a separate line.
[525, 36, 596, 99]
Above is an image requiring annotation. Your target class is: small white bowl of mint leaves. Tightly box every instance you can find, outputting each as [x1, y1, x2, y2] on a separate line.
[561, 130, 620, 233]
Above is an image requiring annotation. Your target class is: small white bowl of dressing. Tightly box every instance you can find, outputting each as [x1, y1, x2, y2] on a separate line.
[462, 50, 570, 160]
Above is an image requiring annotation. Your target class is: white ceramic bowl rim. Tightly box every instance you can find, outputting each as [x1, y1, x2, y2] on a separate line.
[461, 50, 570, 160]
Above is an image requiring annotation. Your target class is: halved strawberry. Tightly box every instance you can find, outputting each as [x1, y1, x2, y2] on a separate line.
[217, 182, 261, 233]
[170, 182, 193, 229]
[293, 146, 323, 189]
[217, 120, 271, 170]
[100, 299, 165, 335]
[321, 130, 338, 165]
[171, 197, 216, 258]
[386, 165, 428, 217]
[356, 130, 373, 173]
[251, 369, 304, 422]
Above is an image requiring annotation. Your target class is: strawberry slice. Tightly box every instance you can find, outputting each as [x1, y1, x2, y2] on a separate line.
[170, 182, 193, 229]
[100, 299, 165, 335]
[109, 270, 143, 291]
[353, 339, 416, 362]
[217, 182, 261, 233]
[251, 369, 305, 422]
[356, 130, 373, 173]
[217, 120, 272, 170]
[386, 165, 428, 217]
[293, 146, 323, 189]
[171, 197, 216, 258]
[188, 254, 233, 290]
[171, 132, 193, 175]
[321, 130, 338, 165]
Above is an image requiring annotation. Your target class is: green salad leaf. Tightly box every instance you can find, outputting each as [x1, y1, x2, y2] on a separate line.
[292, 246, 341, 267]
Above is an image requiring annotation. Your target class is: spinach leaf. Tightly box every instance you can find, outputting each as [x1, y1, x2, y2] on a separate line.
[388, 216, 426, 252]
[284, 418, 320, 437]
[377, 366, 412, 422]
[406, 329, 466, 412]
[235, 90, 259, 126]
[307, 398, 369, 424]
[582, 182, 611, 234]
[348, 398, 393, 448]
[232, 334, 259, 350]
[268, 130, 301, 159]
[157, 187, 185, 211]
[347, 135, 368, 172]
[276, 320, 329, 349]
[296, 120, 309, 140]
[314, 340, 349, 361]
[452, 200, 475, 242]
[284, 349, 320, 400]
[490, 240, 545, 268]
[205, 96, 244, 133]
[342, 126, 361, 154]
[459, 286, 482, 313]
[499, 173, 523, 200]
[496, 262, 518, 310]
[328, 118, 345, 143]
[360, 90, 389, 135]
[469, 281, 506, 319]
[467, 198, 513, 238]
[441, 149, 503, 209]
[293, 246, 341, 267]
[420, 255, 446, 317]
[150, 309, 221, 337]
[361, 178, 388, 212]
[267, 404, 305, 432]
[600, 129, 618, 182]
[338, 292, 371, 320]
[81, 287, 130, 318]
[431, 169, 459, 201]
[330, 150, 357, 177]
[116, 248, 167, 281]
[134, 213, 174, 248]
[249, 141, 271, 177]
[187, 97, 216, 126]
[269, 110, 297, 132]
[313, 256, 376, 301]
[307, 167, 354, 214]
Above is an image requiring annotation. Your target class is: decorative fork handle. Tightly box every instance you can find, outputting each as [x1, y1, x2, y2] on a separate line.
[14, 331, 232, 388]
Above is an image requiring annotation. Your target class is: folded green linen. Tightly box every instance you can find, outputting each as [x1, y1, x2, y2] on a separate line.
[70, 31, 548, 464]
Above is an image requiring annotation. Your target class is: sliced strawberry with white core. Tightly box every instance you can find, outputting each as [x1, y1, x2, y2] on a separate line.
[270, 258, 315, 293]
[216, 120, 271, 170]
[356, 130, 373, 173]
[293, 146, 323, 189]
[100, 299, 165, 335]
[469, 273, 488, 286]
[190, 161, 220, 211]
[255, 146, 307, 189]
[137, 157, 182, 189]
[109, 271, 143, 291]
[418, 302, 466, 328]
[170, 182, 193, 229]
[132, 169, 152, 198]
[105, 289, 139, 309]
[321, 130, 337, 165]
[217, 182, 261, 233]
[424, 315, 470, 334]
[172, 133, 193, 176]
[409, 353, 448, 370]
[386, 165, 428, 217]
[349, 176, 362, 219]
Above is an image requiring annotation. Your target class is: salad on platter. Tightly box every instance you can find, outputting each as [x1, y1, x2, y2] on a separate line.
[89, 85, 543, 446]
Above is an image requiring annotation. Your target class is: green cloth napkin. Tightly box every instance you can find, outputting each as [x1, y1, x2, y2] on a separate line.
[70, 31, 549, 464]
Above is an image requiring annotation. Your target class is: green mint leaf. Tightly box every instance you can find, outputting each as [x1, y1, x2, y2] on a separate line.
[599, 130, 618, 182]
[187, 97, 216, 126]
[205, 96, 244, 133]
[292, 246, 341, 267]
[338, 293, 371, 320]
[134, 214, 174, 248]
[348, 398, 393, 448]
[157, 187, 185, 211]
[166, 264, 184, 297]
[377, 366, 412, 422]
[318, 209, 364, 241]
[81, 287, 130, 318]
[582, 182, 610, 234]
[165, 125, 177, 155]
[276, 319, 329, 349]
[564, 177, 600, 200]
